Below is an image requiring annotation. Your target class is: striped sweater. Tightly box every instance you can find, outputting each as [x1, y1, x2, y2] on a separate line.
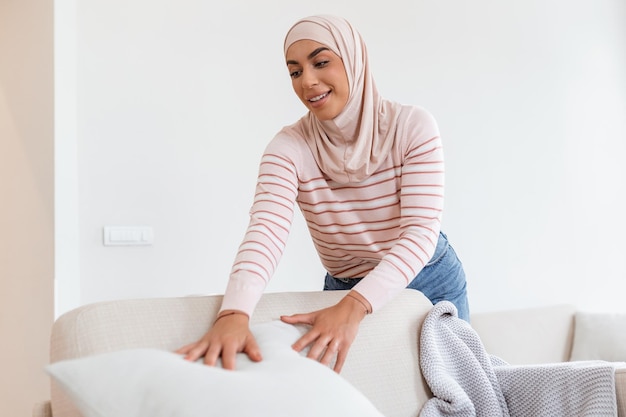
[221, 105, 444, 315]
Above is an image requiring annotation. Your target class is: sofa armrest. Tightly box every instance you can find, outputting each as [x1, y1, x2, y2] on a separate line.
[616, 366, 626, 417]
[32, 400, 52, 417]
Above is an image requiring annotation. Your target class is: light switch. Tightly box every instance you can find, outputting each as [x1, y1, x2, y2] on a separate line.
[103, 226, 154, 246]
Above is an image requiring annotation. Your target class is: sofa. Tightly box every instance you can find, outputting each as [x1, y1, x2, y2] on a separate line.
[34, 289, 626, 417]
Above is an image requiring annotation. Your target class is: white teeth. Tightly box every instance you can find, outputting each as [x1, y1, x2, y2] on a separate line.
[309, 92, 328, 102]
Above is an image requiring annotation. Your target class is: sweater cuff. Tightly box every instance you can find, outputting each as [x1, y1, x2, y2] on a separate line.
[219, 277, 266, 318]
[352, 262, 413, 313]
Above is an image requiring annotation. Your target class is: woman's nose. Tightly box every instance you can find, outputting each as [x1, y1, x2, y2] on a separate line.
[300, 70, 318, 88]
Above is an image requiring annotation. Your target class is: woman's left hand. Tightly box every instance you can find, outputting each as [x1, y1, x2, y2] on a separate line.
[280, 291, 370, 373]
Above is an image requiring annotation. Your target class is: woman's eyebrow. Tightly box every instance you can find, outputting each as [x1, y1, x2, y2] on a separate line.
[286, 47, 331, 66]
[307, 47, 330, 59]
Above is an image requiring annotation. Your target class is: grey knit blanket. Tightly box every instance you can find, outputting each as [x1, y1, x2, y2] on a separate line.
[419, 301, 619, 417]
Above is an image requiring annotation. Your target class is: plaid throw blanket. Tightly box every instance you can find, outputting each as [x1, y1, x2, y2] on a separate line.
[419, 301, 619, 417]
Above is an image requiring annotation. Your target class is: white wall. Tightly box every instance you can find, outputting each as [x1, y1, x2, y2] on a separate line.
[57, 0, 626, 315]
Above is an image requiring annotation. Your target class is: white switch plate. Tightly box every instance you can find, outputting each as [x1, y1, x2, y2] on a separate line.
[103, 226, 154, 246]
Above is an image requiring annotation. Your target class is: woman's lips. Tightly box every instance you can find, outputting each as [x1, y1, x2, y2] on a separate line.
[308, 91, 330, 107]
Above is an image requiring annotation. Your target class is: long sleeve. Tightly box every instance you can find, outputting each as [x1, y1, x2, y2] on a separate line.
[220, 137, 302, 316]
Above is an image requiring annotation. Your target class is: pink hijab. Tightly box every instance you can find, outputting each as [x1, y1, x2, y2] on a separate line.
[283, 15, 402, 184]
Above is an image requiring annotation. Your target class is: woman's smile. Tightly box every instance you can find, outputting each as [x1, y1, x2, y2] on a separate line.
[308, 91, 331, 106]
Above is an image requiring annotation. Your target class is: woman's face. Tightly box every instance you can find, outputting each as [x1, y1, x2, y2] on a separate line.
[285, 39, 350, 121]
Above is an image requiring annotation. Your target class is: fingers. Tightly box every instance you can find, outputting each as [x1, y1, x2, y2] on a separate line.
[292, 328, 320, 353]
[220, 343, 238, 370]
[175, 324, 262, 369]
[284, 305, 359, 373]
[243, 336, 263, 362]
[305, 336, 348, 373]
[305, 334, 330, 360]
[280, 312, 314, 326]
[282, 312, 318, 353]
[319, 339, 340, 366]
[294, 328, 337, 364]
[203, 342, 222, 367]
[174, 342, 196, 355]
[181, 341, 210, 362]
[333, 347, 348, 373]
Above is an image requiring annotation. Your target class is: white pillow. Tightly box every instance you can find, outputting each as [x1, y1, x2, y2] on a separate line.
[46, 320, 384, 417]
[570, 312, 626, 362]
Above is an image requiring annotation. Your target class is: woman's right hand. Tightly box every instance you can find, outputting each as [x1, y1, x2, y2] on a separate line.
[175, 310, 262, 370]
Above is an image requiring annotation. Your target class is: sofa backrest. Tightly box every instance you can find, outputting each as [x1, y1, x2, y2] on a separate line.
[470, 304, 576, 365]
[50, 289, 434, 417]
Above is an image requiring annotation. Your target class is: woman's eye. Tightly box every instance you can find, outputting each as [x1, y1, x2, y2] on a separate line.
[289, 70, 301, 78]
[315, 60, 329, 68]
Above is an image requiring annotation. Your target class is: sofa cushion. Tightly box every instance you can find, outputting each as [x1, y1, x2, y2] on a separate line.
[570, 312, 626, 362]
[470, 304, 576, 364]
[46, 320, 384, 417]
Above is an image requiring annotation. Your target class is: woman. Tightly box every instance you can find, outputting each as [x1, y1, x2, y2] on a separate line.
[177, 14, 468, 373]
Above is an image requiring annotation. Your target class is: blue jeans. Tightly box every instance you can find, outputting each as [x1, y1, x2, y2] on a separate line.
[323, 231, 470, 322]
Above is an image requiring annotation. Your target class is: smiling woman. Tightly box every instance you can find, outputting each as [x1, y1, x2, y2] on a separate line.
[285, 41, 350, 121]
[175, 13, 469, 374]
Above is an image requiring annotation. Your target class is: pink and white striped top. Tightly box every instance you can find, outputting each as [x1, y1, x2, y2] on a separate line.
[221, 104, 444, 315]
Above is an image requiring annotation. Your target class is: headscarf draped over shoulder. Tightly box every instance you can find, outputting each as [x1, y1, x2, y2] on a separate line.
[283, 15, 403, 184]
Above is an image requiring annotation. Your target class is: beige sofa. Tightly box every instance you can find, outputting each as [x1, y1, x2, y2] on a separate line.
[34, 289, 626, 417]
